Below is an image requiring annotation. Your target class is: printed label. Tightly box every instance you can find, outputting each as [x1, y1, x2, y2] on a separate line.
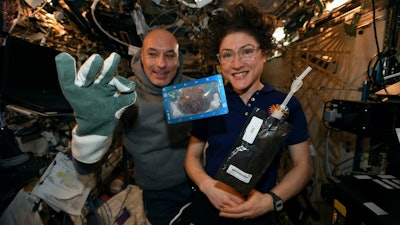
[226, 164, 252, 183]
[242, 116, 263, 144]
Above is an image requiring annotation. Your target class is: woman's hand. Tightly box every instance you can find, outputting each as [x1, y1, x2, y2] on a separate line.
[200, 179, 245, 211]
[219, 190, 273, 219]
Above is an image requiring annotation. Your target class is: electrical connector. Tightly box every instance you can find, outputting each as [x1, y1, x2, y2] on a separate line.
[323, 106, 341, 122]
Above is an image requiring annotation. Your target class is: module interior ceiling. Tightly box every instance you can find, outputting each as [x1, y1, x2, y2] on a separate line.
[166, 0, 365, 44]
[4, 0, 373, 61]
[219, 0, 287, 14]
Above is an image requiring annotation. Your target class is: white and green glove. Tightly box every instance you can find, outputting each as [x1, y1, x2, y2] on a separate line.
[55, 52, 136, 174]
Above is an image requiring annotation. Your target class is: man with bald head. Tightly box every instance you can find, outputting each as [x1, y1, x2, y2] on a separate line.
[140, 29, 182, 87]
[115, 28, 194, 224]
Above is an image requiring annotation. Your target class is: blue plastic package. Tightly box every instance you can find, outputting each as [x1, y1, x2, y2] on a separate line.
[162, 74, 229, 124]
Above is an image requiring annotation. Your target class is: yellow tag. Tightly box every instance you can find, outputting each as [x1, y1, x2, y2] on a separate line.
[334, 199, 347, 217]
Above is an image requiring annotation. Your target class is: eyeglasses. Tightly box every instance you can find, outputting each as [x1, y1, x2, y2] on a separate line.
[217, 46, 260, 64]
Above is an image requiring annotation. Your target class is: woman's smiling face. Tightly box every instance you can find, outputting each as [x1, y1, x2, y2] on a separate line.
[218, 32, 267, 95]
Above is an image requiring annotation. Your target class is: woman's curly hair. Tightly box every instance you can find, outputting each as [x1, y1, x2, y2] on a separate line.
[200, 3, 276, 63]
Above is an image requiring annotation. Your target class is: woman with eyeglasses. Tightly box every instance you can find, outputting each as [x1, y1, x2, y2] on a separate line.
[180, 3, 312, 225]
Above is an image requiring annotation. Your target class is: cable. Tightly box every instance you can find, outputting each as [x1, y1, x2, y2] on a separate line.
[371, 0, 384, 89]
[169, 202, 192, 225]
[367, 54, 379, 88]
[331, 142, 384, 176]
[325, 129, 332, 176]
[90, 0, 132, 48]
[384, 71, 400, 80]
[148, 6, 179, 27]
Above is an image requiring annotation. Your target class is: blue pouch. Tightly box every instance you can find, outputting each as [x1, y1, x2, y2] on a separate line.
[162, 74, 228, 124]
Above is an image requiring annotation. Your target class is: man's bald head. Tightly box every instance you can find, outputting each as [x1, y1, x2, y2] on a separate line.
[140, 29, 180, 87]
[143, 29, 179, 52]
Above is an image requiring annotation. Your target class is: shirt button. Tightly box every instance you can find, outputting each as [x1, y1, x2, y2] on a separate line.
[245, 112, 249, 116]
[247, 103, 251, 107]
[251, 97, 255, 101]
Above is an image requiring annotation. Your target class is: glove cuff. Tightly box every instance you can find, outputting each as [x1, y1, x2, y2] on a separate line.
[72, 157, 106, 175]
[71, 126, 112, 166]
